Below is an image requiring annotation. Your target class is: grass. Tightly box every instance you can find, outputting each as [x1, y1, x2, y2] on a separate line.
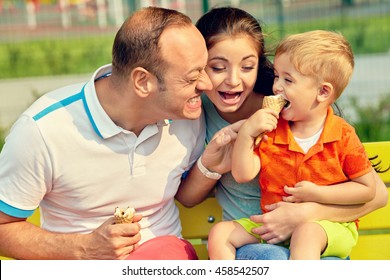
[0, 36, 113, 79]
[0, 12, 389, 78]
[0, 126, 5, 151]
[345, 94, 390, 142]
[263, 14, 390, 54]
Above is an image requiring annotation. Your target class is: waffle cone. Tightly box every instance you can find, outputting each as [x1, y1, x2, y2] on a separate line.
[262, 95, 287, 112]
[114, 207, 135, 224]
[255, 95, 287, 146]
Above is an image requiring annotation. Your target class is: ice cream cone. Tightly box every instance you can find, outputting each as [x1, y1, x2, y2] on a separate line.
[114, 207, 135, 224]
[262, 94, 287, 112]
[255, 95, 287, 146]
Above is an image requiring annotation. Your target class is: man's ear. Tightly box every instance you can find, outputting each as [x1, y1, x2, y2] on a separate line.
[131, 67, 157, 98]
[317, 82, 334, 103]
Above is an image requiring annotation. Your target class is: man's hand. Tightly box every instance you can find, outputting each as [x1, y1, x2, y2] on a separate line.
[82, 214, 142, 259]
[201, 120, 245, 174]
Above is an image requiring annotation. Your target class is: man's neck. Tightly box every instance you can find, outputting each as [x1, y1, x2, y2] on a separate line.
[95, 76, 152, 136]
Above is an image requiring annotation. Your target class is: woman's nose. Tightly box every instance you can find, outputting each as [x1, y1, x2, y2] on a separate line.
[225, 69, 241, 87]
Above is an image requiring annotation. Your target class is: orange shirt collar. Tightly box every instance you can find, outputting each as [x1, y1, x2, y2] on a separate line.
[273, 107, 343, 147]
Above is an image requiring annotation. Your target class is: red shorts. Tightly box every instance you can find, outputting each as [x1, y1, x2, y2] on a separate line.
[125, 235, 198, 260]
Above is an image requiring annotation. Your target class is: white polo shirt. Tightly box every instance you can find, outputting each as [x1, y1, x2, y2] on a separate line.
[0, 65, 206, 244]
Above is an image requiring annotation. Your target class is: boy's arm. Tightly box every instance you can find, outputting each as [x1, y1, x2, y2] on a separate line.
[232, 109, 278, 183]
[251, 168, 387, 244]
[283, 171, 376, 205]
[231, 124, 260, 183]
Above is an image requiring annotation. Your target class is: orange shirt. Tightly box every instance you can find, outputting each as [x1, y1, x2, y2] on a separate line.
[257, 107, 372, 213]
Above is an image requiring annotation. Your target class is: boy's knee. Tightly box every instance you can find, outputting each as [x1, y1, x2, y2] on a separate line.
[209, 221, 232, 238]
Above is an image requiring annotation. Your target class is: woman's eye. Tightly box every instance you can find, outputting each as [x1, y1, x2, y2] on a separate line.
[211, 66, 225, 72]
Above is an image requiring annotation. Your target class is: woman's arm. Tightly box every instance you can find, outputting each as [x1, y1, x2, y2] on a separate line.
[250, 168, 387, 244]
[176, 121, 244, 207]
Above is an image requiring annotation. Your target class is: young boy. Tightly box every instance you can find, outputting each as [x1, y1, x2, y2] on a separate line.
[208, 30, 376, 260]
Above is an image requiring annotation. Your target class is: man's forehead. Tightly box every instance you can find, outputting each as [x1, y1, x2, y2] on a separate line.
[160, 25, 208, 71]
[160, 24, 204, 45]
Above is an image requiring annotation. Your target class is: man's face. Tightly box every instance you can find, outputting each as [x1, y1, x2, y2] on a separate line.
[155, 25, 212, 120]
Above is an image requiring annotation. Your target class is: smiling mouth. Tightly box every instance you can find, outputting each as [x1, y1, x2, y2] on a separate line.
[219, 91, 242, 100]
[188, 96, 200, 105]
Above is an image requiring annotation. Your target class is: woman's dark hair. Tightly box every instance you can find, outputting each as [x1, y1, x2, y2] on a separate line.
[196, 6, 274, 96]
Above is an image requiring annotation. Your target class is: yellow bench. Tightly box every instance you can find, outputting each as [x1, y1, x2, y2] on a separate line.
[1, 142, 389, 260]
[178, 141, 390, 260]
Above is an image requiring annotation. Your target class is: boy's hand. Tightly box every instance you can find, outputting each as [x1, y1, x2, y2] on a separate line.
[282, 181, 320, 203]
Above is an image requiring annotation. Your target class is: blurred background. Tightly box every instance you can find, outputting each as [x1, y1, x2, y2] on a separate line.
[0, 0, 389, 149]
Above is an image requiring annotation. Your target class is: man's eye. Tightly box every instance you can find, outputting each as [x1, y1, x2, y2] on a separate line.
[188, 77, 199, 83]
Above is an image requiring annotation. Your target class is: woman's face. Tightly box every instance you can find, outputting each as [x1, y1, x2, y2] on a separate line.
[204, 36, 259, 113]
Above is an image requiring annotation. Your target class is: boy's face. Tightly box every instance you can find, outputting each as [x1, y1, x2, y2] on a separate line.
[272, 53, 320, 122]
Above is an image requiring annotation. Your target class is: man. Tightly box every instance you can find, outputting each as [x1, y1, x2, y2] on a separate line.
[0, 7, 233, 260]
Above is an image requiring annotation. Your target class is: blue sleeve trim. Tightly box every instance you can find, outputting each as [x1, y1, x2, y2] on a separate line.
[0, 200, 36, 218]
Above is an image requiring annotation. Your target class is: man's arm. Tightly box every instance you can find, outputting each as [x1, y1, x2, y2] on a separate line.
[0, 211, 142, 259]
[251, 168, 388, 244]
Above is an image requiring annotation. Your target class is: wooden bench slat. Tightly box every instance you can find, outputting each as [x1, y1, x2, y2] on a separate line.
[176, 198, 222, 240]
[358, 188, 390, 230]
[363, 141, 390, 182]
[350, 234, 390, 260]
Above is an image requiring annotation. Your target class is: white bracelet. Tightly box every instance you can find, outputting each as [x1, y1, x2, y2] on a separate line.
[197, 156, 222, 180]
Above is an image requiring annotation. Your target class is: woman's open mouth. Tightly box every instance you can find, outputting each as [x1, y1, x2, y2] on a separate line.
[218, 91, 243, 105]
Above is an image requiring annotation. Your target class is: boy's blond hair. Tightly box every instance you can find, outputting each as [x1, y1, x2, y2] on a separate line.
[275, 30, 354, 99]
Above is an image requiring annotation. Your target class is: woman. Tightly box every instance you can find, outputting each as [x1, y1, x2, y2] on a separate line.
[178, 6, 388, 260]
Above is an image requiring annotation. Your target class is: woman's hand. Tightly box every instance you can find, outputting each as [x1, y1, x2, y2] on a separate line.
[201, 120, 245, 174]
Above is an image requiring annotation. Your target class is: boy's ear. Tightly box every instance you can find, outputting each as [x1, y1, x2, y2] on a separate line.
[131, 67, 158, 98]
[317, 82, 334, 103]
